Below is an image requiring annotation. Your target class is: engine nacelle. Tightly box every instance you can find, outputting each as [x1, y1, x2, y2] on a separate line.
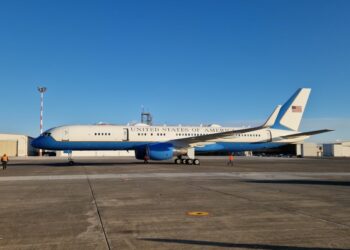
[135, 143, 176, 161]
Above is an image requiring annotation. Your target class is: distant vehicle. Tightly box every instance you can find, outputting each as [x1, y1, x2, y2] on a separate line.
[32, 88, 332, 165]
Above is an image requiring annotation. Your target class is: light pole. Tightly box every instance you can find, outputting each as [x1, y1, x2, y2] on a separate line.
[37, 86, 47, 156]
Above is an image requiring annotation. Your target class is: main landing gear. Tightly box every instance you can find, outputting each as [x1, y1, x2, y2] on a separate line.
[174, 148, 200, 165]
[174, 157, 200, 165]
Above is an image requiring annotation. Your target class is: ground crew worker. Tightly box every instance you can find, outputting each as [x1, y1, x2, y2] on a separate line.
[1, 153, 9, 170]
[144, 155, 149, 164]
[227, 153, 234, 166]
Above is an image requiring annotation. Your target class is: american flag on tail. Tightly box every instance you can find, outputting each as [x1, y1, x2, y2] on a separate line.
[292, 105, 302, 112]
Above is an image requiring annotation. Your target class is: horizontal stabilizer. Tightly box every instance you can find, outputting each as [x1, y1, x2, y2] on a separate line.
[281, 129, 333, 139]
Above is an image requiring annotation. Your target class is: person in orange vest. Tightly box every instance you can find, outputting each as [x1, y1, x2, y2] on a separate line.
[1, 153, 9, 170]
[144, 154, 149, 164]
[227, 153, 234, 166]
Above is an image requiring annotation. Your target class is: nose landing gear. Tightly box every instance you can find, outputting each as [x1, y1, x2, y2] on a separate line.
[67, 151, 75, 165]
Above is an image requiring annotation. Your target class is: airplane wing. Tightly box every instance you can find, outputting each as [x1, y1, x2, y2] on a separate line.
[280, 129, 333, 139]
[169, 104, 282, 148]
[170, 125, 265, 148]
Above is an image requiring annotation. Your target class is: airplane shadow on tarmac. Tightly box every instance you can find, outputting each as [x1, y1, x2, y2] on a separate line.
[245, 180, 350, 187]
[139, 238, 349, 250]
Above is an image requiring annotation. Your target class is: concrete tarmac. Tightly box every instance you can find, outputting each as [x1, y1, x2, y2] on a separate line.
[0, 156, 350, 250]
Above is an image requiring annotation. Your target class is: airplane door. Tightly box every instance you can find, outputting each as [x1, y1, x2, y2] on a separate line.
[265, 130, 272, 142]
[122, 128, 129, 141]
[62, 128, 69, 141]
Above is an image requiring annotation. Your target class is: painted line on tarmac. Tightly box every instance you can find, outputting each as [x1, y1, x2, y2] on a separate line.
[0, 172, 350, 182]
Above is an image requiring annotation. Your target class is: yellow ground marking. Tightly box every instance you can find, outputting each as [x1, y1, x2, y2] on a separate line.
[187, 211, 209, 216]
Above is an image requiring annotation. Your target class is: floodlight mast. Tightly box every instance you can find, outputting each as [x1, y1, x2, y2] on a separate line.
[37, 87, 47, 156]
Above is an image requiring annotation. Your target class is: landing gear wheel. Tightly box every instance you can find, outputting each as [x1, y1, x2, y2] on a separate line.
[175, 158, 182, 164]
[186, 159, 193, 165]
[182, 159, 187, 164]
[67, 152, 74, 166]
[193, 159, 200, 165]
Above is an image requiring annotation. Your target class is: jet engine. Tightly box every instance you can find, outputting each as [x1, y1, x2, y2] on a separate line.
[135, 143, 177, 161]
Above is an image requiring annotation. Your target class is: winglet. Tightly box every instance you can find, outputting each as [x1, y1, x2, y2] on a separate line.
[263, 105, 282, 128]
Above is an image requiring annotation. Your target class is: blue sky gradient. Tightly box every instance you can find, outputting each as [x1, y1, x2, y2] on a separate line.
[0, 0, 349, 141]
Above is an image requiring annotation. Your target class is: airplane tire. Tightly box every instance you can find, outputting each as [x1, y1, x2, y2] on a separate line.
[193, 159, 200, 165]
[175, 159, 182, 164]
[182, 159, 187, 164]
[186, 159, 193, 165]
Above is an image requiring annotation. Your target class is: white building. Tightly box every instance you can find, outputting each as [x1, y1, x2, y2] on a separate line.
[296, 143, 323, 157]
[323, 142, 350, 157]
[0, 134, 37, 157]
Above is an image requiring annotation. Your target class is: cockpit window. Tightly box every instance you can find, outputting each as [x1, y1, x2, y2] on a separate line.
[42, 132, 51, 136]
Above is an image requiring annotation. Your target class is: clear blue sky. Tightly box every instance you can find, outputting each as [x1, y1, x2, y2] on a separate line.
[0, 0, 349, 142]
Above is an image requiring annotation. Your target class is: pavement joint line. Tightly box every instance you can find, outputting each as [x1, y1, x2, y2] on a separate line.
[1, 172, 350, 182]
[189, 183, 350, 230]
[83, 167, 111, 250]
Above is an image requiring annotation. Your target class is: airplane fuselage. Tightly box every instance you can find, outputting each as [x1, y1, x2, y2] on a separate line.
[33, 124, 305, 153]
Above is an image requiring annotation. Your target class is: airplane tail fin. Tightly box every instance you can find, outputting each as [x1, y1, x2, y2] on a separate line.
[271, 88, 311, 131]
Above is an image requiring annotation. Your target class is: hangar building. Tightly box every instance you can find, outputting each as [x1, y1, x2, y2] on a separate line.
[0, 134, 37, 157]
[296, 143, 323, 157]
[323, 142, 350, 157]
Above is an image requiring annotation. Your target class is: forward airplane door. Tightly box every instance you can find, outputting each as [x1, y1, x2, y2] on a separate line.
[62, 128, 69, 141]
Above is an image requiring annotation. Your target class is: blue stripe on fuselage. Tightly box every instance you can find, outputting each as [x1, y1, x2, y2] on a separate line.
[32, 135, 286, 153]
[31, 135, 148, 150]
[195, 142, 285, 152]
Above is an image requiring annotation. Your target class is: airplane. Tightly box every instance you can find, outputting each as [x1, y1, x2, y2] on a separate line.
[31, 88, 332, 165]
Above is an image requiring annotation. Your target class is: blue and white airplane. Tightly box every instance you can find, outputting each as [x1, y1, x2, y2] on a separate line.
[32, 88, 332, 165]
